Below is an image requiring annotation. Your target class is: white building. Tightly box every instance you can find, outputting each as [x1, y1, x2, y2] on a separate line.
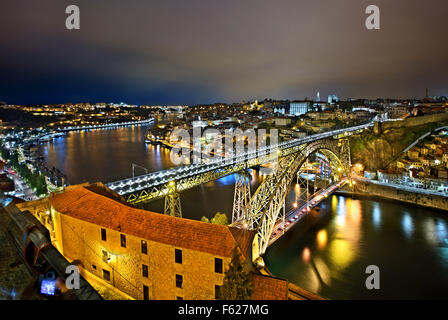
[289, 101, 311, 116]
[274, 107, 286, 115]
[328, 95, 339, 104]
[192, 120, 208, 128]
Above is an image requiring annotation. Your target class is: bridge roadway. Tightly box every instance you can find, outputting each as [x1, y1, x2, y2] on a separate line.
[268, 179, 347, 247]
[106, 123, 372, 200]
[57, 118, 154, 132]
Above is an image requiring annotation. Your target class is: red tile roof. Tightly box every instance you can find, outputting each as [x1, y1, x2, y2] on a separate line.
[250, 273, 325, 300]
[250, 273, 288, 300]
[50, 185, 253, 258]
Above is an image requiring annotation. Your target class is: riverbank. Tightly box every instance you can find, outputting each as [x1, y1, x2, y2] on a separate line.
[339, 179, 448, 212]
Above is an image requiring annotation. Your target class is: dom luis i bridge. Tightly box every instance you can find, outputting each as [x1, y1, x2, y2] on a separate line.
[106, 122, 373, 262]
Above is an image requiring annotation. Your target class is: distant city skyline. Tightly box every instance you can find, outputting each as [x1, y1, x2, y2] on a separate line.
[2, 91, 446, 108]
[1, 0, 447, 105]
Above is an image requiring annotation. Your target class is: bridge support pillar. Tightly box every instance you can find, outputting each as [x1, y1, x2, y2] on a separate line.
[232, 169, 251, 224]
[339, 138, 352, 180]
[164, 181, 182, 218]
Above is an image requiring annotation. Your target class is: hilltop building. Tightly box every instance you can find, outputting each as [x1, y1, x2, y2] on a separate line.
[328, 95, 339, 104]
[289, 101, 312, 116]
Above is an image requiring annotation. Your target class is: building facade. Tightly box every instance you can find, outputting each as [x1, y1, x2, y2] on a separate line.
[289, 101, 311, 116]
[18, 184, 253, 300]
[16, 183, 322, 300]
[328, 95, 339, 104]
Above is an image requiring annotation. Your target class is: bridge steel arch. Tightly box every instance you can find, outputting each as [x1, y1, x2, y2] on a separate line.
[242, 138, 351, 261]
[107, 123, 371, 206]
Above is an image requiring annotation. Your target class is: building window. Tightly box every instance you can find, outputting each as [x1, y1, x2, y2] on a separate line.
[215, 258, 223, 274]
[215, 285, 221, 300]
[143, 285, 149, 300]
[120, 234, 126, 248]
[176, 274, 183, 288]
[101, 228, 107, 241]
[141, 240, 147, 254]
[103, 269, 111, 281]
[176, 296, 183, 300]
[142, 264, 148, 278]
[175, 249, 182, 264]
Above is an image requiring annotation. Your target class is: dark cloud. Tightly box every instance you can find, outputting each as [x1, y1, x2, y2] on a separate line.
[0, 0, 447, 104]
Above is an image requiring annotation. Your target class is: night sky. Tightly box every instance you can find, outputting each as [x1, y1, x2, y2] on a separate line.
[1, 0, 447, 105]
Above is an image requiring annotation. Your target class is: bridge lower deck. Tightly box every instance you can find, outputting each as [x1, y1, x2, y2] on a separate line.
[268, 179, 346, 247]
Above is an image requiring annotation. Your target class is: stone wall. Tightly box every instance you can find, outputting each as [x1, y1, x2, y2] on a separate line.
[58, 213, 229, 300]
[353, 180, 448, 211]
[374, 112, 448, 134]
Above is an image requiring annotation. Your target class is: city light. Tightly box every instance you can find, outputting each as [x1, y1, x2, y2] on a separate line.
[1, 1, 447, 303]
[317, 230, 328, 249]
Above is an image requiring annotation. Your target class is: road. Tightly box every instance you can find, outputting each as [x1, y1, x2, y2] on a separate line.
[3, 166, 38, 201]
[107, 122, 372, 195]
[268, 179, 347, 246]
[355, 176, 448, 197]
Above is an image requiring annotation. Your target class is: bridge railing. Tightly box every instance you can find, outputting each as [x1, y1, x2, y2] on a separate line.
[58, 118, 154, 132]
[106, 122, 373, 195]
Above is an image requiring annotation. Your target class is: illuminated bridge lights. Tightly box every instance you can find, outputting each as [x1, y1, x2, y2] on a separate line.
[59, 118, 154, 132]
[106, 122, 371, 202]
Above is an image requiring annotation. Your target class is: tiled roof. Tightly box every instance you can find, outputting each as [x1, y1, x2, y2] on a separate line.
[228, 227, 254, 260]
[250, 273, 325, 300]
[250, 273, 288, 300]
[50, 185, 252, 258]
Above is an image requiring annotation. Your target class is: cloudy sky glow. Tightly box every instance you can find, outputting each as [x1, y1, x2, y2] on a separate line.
[1, 0, 447, 105]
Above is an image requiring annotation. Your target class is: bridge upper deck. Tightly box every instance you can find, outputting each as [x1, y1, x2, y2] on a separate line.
[106, 123, 372, 197]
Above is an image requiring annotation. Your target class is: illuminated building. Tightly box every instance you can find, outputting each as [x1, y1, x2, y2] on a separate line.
[16, 183, 318, 300]
[328, 95, 339, 104]
[289, 101, 311, 116]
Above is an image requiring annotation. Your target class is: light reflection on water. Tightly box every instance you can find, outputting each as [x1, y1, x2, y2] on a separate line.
[402, 213, 414, 238]
[264, 195, 448, 299]
[41, 126, 448, 299]
[437, 220, 447, 242]
[372, 202, 381, 228]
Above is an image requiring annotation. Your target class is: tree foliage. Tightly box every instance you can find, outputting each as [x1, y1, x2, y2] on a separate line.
[201, 212, 229, 225]
[200, 216, 210, 223]
[218, 248, 253, 300]
[210, 212, 228, 225]
[0, 146, 48, 196]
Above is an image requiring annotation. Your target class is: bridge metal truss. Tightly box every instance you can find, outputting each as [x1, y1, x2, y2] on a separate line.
[232, 168, 252, 223]
[241, 138, 350, 259]
[124, 144, 307, 205]
[107, 123, 370, 205]
[164, 181, 183, 218]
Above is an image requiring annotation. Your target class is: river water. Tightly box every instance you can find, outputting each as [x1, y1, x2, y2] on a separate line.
[41, 125, 448, 299]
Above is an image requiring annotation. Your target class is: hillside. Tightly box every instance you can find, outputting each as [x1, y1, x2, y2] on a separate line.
[349, 121, 448, 171]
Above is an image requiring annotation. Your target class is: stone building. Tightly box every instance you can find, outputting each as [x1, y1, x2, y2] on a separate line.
[19, 184, 254, 299]
[16, 183, 320, 300]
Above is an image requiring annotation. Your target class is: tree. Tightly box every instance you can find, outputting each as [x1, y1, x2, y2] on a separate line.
[210, 212, 228, 225]
[218, 248, 253, 300]
[35, 174, 48, 196]
[200, 216, 210, 223]
[200, 212, 229, 225]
